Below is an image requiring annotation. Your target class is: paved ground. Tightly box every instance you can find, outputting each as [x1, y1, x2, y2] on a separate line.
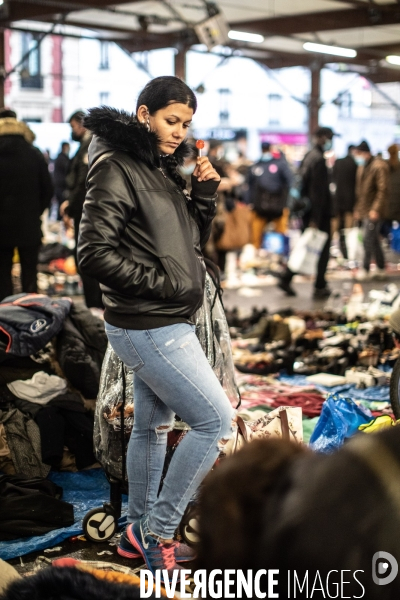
[8, 534, 145, 577]
[222, 273, 400, 313]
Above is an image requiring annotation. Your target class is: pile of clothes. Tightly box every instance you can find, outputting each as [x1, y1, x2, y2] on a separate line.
[0, 292, 109, 541]
[0, 293, 108, 476]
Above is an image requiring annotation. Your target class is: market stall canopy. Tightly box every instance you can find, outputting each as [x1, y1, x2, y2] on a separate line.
[2, 0, 400, 82]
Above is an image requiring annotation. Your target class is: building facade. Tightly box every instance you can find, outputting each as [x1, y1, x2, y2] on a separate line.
[4, 29, 400, 159]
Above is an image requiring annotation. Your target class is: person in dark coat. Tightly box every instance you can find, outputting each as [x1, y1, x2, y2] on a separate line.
[53, 141, 70, 220]
[332, 144, 357, 258]
[385, 143, 400, 227]
[354, 140, 388, 280]
[0, 108, 54, 301]
[77, 76, 233, 577]
[278, 126, 335, 298]
[62, 111, 102, 309]
[247, 142, 293, 249]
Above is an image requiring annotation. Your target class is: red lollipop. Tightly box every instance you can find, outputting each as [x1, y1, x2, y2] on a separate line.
[196, 139, 205, 156]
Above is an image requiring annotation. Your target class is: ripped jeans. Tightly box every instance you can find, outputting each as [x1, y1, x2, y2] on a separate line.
[104, 322, 234, 539]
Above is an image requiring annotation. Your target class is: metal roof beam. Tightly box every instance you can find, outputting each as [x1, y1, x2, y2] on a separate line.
[1, 0, 144, 24]
[233, 4, 400, 36]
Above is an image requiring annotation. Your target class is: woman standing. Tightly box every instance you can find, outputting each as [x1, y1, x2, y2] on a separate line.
[78, 76, 234, 580]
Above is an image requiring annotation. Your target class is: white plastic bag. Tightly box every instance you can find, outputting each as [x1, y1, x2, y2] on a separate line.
[345, 227, 364, 263]
[287, 227, 328, 275]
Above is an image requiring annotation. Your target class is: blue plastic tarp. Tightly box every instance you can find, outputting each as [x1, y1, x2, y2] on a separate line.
[0, 468, 127, 561]
[279, 374, 390, 402]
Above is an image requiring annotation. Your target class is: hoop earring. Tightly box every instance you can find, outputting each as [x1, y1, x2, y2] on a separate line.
[146, 116, 151, 132]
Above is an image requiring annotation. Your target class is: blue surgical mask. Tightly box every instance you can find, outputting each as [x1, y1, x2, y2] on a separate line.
[323, 140, 333, 152]
[355, 156, 366, 167]
[181, 163, 196, 175]
[261, 152, 273, 161]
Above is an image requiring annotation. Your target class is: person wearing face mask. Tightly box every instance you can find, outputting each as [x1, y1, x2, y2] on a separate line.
[61, 110, 102, 309]
[353, 140, 389, 280]
[278, 126, 336, 298]
[247, 141, 293, 249]
[77, 76, 234, 581]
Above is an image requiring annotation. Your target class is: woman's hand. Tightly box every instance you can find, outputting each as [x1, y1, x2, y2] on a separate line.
[193, 157, 221, 182]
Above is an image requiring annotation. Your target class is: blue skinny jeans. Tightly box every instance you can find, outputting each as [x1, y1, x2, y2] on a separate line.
[105, 322, 234, 539]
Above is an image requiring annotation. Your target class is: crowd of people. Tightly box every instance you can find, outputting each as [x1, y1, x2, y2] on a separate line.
[0, 104, 399, 305]
[179, 127, 400, 300]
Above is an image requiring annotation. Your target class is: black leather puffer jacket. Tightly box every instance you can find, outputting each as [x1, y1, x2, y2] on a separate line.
[77, 107, 218, 329]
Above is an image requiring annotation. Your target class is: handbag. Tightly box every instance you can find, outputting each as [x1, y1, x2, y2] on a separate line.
[216, 202, 252, 251]
[287, 227, 328, 275]
[225, 406, 303, 455]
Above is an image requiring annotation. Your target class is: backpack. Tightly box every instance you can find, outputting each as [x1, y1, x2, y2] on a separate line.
[250, 160, 288, 219]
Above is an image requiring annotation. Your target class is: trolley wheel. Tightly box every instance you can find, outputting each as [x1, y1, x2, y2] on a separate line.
[390, 356, 400, 419]
[82, 507, 117, 542]
[179, 503, 200, 547]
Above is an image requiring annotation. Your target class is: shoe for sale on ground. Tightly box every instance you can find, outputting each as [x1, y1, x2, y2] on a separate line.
[356, 269, 371, 281]
[126, 517, 183, 582]
[373, 268, 387, 281]
[277, 280, 297, 296]
[118, 527, 196, 562]
[313, 287, 331, 300]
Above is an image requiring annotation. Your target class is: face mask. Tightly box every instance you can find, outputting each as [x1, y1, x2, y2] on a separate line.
[181, 163, 196, 175]
[71, 131, 82, 142]
[355, 156, 366, 167]
[323, 140, 333, 152]
[261, 152, 273, 161]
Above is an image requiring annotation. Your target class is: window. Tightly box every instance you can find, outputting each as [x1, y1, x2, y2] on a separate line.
[99, 41, 110, 70]
[20, 32, 43, 89]
[268, 93, 282, 126]
[99, 91, 110, 105]
[218, 88, 231, 126]
[338, 92, 352, 118]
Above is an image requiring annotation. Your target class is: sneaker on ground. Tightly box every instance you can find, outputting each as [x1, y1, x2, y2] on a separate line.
[373, 268, 387, 281]
[118, 528, 195, 562]
[277, 280, 297, 297]
[356, 269, 371, 281]
[126, 518, 183, 582]
[313, 287, 331, 300]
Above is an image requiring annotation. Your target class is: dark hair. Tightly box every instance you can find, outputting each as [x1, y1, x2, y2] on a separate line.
[0, 108, 17, 119]
[68, 110, 86, 124]
[356, 140, 371, 153]
[196, 431, 400, 598]
[314, 126, 335, 139]
[61, 141, 70, 149]
[136, 76, 197, 115]
[196, 439, 307, 572]
[261, 142, 271, 152]
[348, 144, 355, 153]
[136, 77, 197, 191]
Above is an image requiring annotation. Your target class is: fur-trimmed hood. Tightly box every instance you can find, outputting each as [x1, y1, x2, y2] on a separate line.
[0, 118, 35, 143]
[84, 106, 191, 170]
